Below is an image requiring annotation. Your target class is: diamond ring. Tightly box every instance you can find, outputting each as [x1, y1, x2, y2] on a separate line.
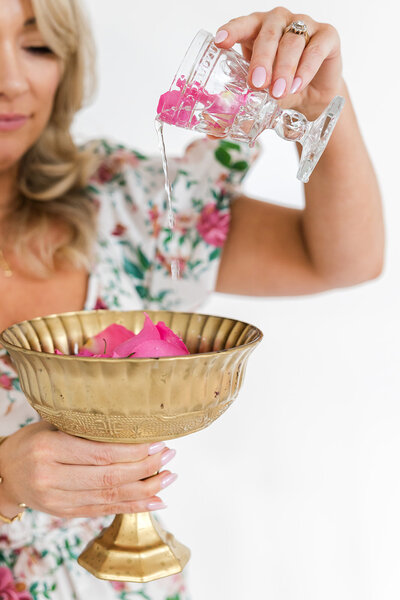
[284, 20, 310, 46]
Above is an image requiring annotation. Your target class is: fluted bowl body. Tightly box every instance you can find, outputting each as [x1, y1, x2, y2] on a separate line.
[0, 310, 262, 443]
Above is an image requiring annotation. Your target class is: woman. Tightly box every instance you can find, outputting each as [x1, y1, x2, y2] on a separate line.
[0, 0, 383, 599]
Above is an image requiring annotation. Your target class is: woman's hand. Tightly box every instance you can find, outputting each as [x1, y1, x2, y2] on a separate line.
[0, 422, 176, 519]
[214, 8, 343, 118]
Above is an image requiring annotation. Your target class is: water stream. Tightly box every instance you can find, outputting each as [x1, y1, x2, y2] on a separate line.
[155, 119, 180, 280]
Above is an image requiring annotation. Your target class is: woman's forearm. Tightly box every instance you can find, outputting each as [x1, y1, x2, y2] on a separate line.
[300, 79, 384, 286]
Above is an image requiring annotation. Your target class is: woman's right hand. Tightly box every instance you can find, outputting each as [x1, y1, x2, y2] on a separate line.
[0, 421, 177, 519]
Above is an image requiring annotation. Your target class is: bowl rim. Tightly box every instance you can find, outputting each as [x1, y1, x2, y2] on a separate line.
[0, 309, 263, 362]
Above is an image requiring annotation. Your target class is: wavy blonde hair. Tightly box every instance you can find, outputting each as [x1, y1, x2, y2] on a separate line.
[3, 0, 102, 278]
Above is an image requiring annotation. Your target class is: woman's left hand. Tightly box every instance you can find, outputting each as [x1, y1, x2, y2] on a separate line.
[214, 8, 343, 119]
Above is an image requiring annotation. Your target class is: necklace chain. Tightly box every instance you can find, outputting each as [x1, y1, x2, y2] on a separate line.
[0, 248, 12, 277]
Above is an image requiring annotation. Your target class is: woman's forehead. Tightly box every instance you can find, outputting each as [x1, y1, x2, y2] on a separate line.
[0, 0, 39, 32]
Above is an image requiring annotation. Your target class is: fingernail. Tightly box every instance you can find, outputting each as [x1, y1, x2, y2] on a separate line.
[215, 30, 228, 43]
[148, 441, 166, 456]
[160, 472, 178, 489]
[251, 66, 267, 88]
[290, 77, 302, 94]
[272, 78, 286, 98]
[147, 500, 167, 511]
[160, 448, 176, 467]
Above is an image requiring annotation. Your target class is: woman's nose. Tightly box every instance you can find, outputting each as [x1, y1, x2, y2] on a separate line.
[0, 42, 29, 99]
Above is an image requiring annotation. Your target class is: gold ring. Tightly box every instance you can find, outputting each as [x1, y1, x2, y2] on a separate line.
[284, 20, 310, 46]
[18, 503, 28, 509]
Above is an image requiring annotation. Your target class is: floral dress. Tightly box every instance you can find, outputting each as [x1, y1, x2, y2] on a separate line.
[0, 136, 259, 600]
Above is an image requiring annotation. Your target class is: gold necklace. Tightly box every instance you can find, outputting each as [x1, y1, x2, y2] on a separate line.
[0, 248, 12, 277]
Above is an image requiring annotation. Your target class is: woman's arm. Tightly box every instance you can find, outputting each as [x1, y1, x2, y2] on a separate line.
[217, 81, 384, 295]
[214, 9, 384, 296]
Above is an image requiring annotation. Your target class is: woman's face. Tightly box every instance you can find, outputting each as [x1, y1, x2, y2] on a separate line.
[0, 0, 61, 173]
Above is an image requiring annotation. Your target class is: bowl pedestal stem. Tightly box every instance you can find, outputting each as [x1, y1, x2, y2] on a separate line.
[77, 512, 190, 582]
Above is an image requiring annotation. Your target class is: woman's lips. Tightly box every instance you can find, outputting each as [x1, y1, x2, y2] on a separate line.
[0, 115, 29, 131]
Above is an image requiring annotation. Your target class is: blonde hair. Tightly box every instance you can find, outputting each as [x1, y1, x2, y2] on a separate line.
[3, 0, 103, 278]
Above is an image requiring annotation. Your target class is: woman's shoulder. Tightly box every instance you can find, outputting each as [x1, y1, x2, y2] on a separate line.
[79, 137, 149, 189]
[79, 135, 261, 196]
[92, 138, 148, 162]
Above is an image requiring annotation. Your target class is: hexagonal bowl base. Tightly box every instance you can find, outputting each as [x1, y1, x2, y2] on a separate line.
[77, 512, 190, 583]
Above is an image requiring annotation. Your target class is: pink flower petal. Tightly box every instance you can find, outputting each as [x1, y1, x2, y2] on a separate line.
[110, 582, 127, 591]
[76, 347, 114, 358]
[76, 347, 95, 357]
[156, 322, 189, 354]
[0, 567, 32, 600]
[52, 314, 190, 359]
[0, 374, 13, 389]
[17, 592, 32, 600]
[112, 313, 160, 358]
[116, 339, 188, 358]
[0, 567, 14, 590]
[81, 324, 135, 355]
[197, 203, 230, 247]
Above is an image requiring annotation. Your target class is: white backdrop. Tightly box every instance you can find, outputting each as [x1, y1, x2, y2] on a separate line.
[73, 2, 400, 599]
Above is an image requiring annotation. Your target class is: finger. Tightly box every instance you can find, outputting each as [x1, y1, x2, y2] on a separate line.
[270, 23, 316, 98]
[48, 470, 177, 509]
[60, 496, 167, 518]
[44, 430, 166, 466]
[214, 13, 263, 48]
[240, 43, 252, 62]
[215, 12, 288, 90]
[54, 447, 176, 491]
[292, 29, 338, 94]
[247, 17, 286, 89]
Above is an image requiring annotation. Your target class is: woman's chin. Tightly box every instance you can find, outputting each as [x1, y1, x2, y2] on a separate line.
[0, 139, 34, 172]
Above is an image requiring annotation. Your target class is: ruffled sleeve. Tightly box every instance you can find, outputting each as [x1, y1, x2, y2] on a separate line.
[86, 137, 260, 311]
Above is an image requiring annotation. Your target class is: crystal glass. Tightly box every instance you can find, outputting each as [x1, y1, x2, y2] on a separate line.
[157, 30, 345, 183]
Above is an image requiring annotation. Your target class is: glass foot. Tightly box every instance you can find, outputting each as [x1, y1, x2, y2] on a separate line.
[297, 95, 345, 183]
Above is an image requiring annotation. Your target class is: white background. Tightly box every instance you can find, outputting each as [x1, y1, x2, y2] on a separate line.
[74, 1, 399, 599]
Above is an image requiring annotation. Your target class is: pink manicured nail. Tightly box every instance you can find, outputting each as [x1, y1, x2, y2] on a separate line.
[215, 30, 228, 43]
[251, 66, 267, 88]
[160, 473, 178, 489]
[272, 78, 286, 98]
[148, 441, 166, 455]
[290, 77, 302, 94]
[160, 448, 176, 466]
[147, 500, 167, 511]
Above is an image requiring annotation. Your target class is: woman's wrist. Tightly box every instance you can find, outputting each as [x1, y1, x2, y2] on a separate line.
[0, 436, 24, 521]
[292, 76, 346, 121]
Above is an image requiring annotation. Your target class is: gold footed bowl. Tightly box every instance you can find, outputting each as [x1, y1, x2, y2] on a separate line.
[0, 310, 262, 582]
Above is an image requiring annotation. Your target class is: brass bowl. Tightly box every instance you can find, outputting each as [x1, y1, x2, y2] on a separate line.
[0, 310, 262, 582]
[0, 310, 262, 443]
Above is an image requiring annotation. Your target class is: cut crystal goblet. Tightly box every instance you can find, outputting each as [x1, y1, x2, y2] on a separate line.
[157, 29, 345, 182]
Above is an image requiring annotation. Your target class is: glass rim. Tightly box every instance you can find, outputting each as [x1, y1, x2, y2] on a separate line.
[168, 29, 214, 93]
[157, 30, 218, 128]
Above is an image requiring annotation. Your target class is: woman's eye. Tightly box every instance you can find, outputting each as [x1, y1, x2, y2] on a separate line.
[26, 46, 53, 55]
